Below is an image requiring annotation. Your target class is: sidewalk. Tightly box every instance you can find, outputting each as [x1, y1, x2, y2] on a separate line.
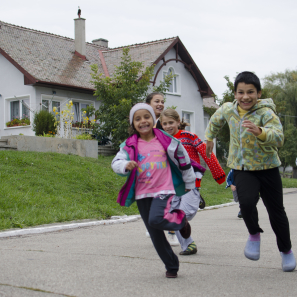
[0, 189, 296, 297]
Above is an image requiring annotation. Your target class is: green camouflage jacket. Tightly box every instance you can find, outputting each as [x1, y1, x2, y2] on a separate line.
[205, 99, 284, 171]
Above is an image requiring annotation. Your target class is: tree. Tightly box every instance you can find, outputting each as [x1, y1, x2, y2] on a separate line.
[263, 70, 297, 177]
[204, 76, 234, 163]
[90, 48, 174, 148]
[263, 70, 297, 127]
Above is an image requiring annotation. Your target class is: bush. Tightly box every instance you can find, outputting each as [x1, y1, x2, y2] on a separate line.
[33, 110, 56, 136]
[74, 133, 94, 140]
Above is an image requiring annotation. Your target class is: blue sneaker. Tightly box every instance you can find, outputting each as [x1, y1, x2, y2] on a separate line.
[280, 252, 296, 272]
[244, 238, 260, 261]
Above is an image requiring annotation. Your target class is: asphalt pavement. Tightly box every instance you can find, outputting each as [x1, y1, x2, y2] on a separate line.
[0, 188, 297, 297]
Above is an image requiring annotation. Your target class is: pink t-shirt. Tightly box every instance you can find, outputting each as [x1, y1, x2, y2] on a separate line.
[135, 136, 175, 199]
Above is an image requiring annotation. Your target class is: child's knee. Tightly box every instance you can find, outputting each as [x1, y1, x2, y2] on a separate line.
[240, 202, 255, 213]
[148, 215, 163, 228]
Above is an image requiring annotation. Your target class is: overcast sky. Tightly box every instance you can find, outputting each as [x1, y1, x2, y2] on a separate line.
[2, 0, 297, 99]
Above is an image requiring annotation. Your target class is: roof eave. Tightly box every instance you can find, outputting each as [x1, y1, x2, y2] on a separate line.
[151, 37, 214, 97]
[32, 80, 95, 94]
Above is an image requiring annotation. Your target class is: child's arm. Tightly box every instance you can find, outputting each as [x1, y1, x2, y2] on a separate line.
[225, 169, 234, 189]
[243, 110, 284, 147]
[111, 148, 133, 176]
[230, 184, 236, 191]
[175, 142, 196, 190]
[193, 134, 226, 184]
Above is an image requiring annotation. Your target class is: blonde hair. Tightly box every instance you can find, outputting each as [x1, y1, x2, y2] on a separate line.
[159, 109, 190, 130]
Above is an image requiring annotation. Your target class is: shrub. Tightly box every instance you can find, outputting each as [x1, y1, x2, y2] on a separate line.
[33, 110, 56, 136]
[74, 133, 94, 140]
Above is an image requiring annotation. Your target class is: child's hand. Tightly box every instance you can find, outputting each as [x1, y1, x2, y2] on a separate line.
[125, 161, 138, 171]
[231, 185, 236, 191]
[242, 120, 262, 136]
[206, 140, 214, 159]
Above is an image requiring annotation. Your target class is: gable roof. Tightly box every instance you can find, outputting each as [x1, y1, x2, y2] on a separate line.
[0, 21, 214, 96]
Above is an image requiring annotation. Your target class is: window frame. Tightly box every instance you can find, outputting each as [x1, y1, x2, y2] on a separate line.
[41, 95, 94, 125]
[181, 110, 195, 133]
[162, 66, 181, 96]
[4, 95, 31, 127]
[73, 101, 90, 123]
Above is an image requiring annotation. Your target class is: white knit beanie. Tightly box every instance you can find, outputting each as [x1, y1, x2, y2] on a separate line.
[129, 103, 156, 125]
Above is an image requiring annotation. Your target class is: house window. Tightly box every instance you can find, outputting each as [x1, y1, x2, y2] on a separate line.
[42, 100, 60, 114]
[42, 100, 49, 112]
[10, 99, 30, 121]
[10, 101, 19, 120]
[73, 102, 89, 122]
[163, 67, 180, 94]
[52, 101, 60, 113]
[182, 111, 195, 133]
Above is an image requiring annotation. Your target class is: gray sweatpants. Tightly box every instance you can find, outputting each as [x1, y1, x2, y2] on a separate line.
[169, 188, 201, 251]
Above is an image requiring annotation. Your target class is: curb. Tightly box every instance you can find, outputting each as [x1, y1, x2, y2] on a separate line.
[0, 202, 238, 239]
[0, 215, 141, 238]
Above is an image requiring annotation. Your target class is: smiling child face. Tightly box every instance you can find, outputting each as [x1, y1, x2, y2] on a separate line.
[235, 82, 262, 111]
[133, 109, 154, 137]
[149, 94, 164, 118]
[161, 115, 180, 136]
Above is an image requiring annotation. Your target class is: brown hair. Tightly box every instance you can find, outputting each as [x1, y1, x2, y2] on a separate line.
[145, 92, 164, 104]
[159, 109, 190, 130]
[128, 123, 139, 136]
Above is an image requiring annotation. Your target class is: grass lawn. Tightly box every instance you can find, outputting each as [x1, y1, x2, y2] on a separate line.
[0, 151, 296, 231]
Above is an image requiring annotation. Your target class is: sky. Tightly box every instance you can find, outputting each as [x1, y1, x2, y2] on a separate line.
[2, 0, 297, 99]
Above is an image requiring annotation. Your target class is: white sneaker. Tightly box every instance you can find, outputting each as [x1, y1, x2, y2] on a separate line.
[168, 233, 179, 246]
[146, 230, 150, 238]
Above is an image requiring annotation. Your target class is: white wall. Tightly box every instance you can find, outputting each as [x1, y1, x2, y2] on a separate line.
[0, 53, 100, 138]
[0, 53, 36, 137]
[153, 48, 205, 139]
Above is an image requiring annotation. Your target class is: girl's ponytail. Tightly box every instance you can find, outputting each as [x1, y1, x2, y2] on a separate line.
[179, 119, 190, 130]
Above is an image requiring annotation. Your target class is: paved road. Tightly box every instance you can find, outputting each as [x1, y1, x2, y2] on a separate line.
[0, 189, 297, 297]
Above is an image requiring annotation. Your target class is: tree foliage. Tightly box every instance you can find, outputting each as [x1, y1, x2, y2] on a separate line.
[263, 69, 297, 172]
[211, 76, 234, 162]
[91, 47, 174, 148]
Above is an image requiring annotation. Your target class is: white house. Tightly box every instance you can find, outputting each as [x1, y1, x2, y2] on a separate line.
[0, 18, 218, 142]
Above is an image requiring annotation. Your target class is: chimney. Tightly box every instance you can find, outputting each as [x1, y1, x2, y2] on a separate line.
[74, 18, 86, 59]
[92, 38, 109, 48]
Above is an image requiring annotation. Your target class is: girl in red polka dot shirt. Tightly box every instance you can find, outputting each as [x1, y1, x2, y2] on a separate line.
[159, 109, 226, 255]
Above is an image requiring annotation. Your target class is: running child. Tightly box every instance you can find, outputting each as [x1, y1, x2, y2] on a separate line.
[111, 103, 204, 278]
[145, 92, 178, 246]
[205, 71, 296, 272]
[159, 108, 226, 255]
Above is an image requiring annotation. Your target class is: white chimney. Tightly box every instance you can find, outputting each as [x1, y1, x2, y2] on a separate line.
[74, 18, 86, 58]
[92, 38, 109, 48]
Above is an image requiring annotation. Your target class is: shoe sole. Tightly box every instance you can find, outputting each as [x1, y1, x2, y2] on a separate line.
[169, 242, 180, 246]
[179, 248, 197, 255]
[166, 273, 178, 278]
[244, 251, 260, 261]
